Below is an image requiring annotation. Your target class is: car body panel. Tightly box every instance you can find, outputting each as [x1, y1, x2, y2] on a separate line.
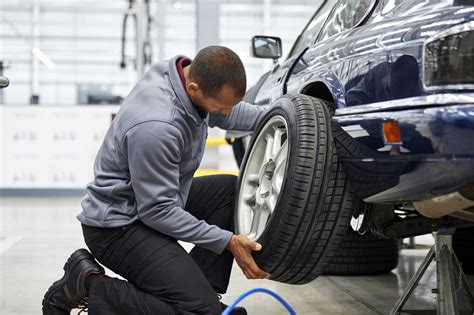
[242, 0, 474, 204]
[288, 5, 474, 109]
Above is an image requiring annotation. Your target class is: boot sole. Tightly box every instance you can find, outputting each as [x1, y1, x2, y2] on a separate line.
[42, 249, 96, 315]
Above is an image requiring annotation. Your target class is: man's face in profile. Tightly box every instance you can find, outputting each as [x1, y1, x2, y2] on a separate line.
[190, 84, 241, 115]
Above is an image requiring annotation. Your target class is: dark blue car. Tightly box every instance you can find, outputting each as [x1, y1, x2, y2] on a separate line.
[230, 0, 474, 284]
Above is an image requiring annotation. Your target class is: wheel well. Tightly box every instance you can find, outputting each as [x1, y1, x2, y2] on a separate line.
[300, 81, 337, 113]
[301, 81, 334, 103]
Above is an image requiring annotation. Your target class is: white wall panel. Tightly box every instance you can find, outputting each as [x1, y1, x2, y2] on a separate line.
[0, 106, 118, 188]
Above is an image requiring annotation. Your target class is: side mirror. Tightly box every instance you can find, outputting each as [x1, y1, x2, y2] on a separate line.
[251, 36, 282, 61]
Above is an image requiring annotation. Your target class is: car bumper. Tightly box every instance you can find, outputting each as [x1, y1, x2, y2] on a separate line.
[332, 97, 474, 203]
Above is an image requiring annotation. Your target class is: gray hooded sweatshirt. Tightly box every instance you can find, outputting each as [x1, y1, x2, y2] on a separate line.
[77, 56, 267, 254]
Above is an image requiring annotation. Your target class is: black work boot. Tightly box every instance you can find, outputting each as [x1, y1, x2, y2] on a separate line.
[42, 248, 105, 314]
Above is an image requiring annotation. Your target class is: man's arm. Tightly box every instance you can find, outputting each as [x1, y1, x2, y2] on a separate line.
[208, 101, 268, 131]
[123, 121, 232, 254]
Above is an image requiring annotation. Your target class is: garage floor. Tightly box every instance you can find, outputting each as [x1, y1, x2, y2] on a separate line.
[1, 196, 473, 314]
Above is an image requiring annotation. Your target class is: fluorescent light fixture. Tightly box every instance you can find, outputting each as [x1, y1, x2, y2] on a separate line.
[32, 47, 55, 69]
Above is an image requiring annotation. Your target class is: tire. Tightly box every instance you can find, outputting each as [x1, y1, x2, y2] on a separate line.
[324, 229, 399, 275]
[234, 93, 355, 284]
[453, 226, 474, 274]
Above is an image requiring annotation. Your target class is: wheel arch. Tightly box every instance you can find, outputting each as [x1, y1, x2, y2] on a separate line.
[299, 81, 338, 112]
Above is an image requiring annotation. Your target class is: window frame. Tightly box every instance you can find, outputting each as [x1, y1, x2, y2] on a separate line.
[315, 0, 378, 43]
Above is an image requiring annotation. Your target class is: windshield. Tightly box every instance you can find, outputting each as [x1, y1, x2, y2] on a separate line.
[287, 1, 335, 58]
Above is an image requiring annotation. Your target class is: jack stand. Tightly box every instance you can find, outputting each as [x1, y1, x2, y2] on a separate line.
[390, 228, 474, 315]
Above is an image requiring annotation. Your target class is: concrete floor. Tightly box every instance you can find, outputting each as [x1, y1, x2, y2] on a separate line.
[1, 196, 473, 314]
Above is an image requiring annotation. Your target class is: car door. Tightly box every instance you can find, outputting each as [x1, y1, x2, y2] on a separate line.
[253, 1, 336, 106]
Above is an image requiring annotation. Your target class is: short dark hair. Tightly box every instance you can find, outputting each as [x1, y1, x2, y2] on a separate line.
[189, 46, 246, 98]
[390, 55, 420, 98]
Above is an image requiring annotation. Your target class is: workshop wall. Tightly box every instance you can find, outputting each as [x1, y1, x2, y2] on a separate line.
[0, 0, 316, 105]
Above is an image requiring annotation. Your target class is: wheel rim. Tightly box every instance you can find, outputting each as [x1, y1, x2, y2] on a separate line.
[237, 115, 289, 241]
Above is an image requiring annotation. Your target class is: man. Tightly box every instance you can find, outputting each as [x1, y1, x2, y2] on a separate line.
[345, 54, 421, 107]
[42, 46, 270, 314]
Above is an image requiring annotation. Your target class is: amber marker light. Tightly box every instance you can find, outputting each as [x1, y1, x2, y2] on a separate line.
[382, 121, 402, 145]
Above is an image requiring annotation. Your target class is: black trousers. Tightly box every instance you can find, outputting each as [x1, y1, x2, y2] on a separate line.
[82, 175, 237, 314]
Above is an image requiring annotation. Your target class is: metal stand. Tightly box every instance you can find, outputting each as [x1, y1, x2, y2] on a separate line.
[390, 228, 474, 315]
[408, 237, 416, 249]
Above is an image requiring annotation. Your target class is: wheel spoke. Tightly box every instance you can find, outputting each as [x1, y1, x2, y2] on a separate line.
[266, 193, 278, 212]
[246, 174, 259, 186]
[271, 127, 284, 158]
[272, 175, 283, 195]
[274, 160, 286, 178]
[263, 133, 274, 163]
[272, 156, 286, 195]
[249, 203, 271, 238]
[274, 140, 288, 167]
[243, 190, 257, 205]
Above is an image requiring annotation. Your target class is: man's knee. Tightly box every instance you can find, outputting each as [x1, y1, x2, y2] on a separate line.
[193, 299, 221, 315]
[215, 175, 237, 197]
[220, 174, 237, 186]
[218, 175, 237, 200]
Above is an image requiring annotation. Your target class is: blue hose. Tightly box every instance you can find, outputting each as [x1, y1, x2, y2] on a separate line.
[221, 287, 296, 315]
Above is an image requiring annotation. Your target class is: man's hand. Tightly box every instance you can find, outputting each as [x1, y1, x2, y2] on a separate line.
[227, 234, 271, 280]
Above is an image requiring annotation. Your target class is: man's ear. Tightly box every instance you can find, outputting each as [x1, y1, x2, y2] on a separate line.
[188, 82, 200, 95]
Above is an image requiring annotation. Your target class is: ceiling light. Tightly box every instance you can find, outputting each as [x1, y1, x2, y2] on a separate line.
[32, 47, 55, 69]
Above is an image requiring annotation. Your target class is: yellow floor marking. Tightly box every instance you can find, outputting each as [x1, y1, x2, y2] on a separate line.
[205, 137, 231, 147]
[195, 169, 239, 177]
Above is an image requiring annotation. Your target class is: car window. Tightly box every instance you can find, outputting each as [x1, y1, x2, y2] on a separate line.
[319, 0, 376, 41]
[287, 1, 335, 58]
[381, 0, 452, 17]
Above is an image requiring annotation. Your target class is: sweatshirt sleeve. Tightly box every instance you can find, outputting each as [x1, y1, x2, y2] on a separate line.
[208, 101, 268, 131]
[122, 121, 233, 254]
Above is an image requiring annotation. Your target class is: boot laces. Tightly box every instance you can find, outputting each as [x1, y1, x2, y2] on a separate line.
[77, 297, 89, 314]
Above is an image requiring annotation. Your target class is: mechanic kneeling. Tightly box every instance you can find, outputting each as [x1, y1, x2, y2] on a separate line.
[42, 46, 270, 315]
